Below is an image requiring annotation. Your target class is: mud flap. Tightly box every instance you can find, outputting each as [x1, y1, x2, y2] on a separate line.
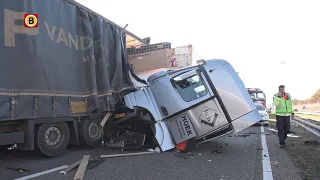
[154, 121, 175, 151]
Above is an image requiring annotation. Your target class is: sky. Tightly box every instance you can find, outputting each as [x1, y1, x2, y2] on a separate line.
[75, 0, 320, 105]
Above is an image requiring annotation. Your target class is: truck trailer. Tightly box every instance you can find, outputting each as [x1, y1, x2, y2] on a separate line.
[0, 0, 261, 156]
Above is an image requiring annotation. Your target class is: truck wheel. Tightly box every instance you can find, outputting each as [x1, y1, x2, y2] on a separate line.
[79, 118, 102, 148]
[35, 122, 70, 157]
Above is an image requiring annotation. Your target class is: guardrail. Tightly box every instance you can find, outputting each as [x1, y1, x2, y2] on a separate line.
[292, 117, 320, 137]
[269, 111, 320, 115]
[294, 111, 320, 115]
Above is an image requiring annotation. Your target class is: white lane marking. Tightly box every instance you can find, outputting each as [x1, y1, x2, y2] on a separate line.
[261, 126, 273, 180]
[14, 165, 68, 180]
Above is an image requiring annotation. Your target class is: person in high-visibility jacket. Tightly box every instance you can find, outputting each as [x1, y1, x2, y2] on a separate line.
[273, 85, 294, 148]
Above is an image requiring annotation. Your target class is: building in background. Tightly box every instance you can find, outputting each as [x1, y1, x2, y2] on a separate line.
[127, 43, 196, 73]
[127, 42, 197, 87]
[170, 44, 197, 68]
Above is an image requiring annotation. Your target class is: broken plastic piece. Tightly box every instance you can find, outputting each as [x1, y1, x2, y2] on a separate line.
[212, 150, 222, 154]
[287, 134, 301, 138]
[267, 128, 277, 132]
[147, 147, 161, 153]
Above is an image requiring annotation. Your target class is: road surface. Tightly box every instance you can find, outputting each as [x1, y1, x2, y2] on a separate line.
[0, 125, 319, 180]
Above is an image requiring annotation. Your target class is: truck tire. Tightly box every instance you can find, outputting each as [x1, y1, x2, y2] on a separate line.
[35, 122, 70, 157]
[79, 118, 102, 148]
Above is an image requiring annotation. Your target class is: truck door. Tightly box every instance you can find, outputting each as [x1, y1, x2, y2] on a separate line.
[202, 61, 261, 133]
[163, 69, 232, 143]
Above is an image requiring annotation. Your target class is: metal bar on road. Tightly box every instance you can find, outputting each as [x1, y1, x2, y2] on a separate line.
[15, 165, 68, 180]
[100, 151, 155, 158]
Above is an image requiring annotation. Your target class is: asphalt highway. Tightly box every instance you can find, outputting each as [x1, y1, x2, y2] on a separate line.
[1, 125, 318, 180]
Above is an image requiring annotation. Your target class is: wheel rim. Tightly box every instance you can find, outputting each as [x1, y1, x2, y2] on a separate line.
[88, 122, 101, 140]
[45, 126, 62, 146]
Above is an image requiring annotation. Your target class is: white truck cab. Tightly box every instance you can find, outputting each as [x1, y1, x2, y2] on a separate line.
[124, 59, 261, 151]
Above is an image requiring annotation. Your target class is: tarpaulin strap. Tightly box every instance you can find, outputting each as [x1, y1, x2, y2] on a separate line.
[10, 97, 15, 119]
[53, 96, 56, 117]
[33, 96, 38, 118]
[68, 97, 71, 115]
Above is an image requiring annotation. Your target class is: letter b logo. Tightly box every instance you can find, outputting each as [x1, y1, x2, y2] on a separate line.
[24, 14, 38, 28]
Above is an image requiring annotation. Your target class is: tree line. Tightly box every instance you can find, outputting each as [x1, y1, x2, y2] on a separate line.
[292, 89, 320, 105]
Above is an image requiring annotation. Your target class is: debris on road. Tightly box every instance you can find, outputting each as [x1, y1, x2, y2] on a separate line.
[174, 151, 194, 159]
[268, 128, 302, 138]
[267, 128, 277, 132]
[74, 155, 90, 180]
[241, 132, 257, 135]
[148, 147, 161, 153]
[100, 151, 156, 158]
[60, 160, 81, 174]
[60, 151, 155, 176]
[5, 166, 31, 173]
[235, 134, 251, 138]
[87, 156, 106, 170]
[174, 154, 189, 159]
[212, 150, 223, 154]
[287, 134, 301, 138]
[283, 122, 320, 179]
[271, 161, 278, 165]
[304, 140, 319, 146]
[264, 133, 276, 135]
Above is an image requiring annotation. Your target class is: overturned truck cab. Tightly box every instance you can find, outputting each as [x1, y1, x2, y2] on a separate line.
[124, 59, 261, 151]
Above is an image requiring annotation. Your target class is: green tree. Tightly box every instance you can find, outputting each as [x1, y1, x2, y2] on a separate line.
[311, 89, 320, 103]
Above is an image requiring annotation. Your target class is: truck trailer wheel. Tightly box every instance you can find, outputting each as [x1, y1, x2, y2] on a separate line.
[79, 118, 102, 148]
[35, 122, 70, 157]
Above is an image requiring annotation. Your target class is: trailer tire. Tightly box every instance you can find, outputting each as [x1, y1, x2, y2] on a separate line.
[79, 118, 102, 148]
[35, 122, 70, 157]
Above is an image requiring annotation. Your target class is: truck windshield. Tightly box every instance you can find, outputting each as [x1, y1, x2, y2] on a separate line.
[249, 92, 265, 100]
[174, 74, 208, 102]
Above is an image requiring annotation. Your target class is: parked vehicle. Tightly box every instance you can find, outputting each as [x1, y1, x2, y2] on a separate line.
[0, 0, 261, 156]
[255, 103, 269, 126]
